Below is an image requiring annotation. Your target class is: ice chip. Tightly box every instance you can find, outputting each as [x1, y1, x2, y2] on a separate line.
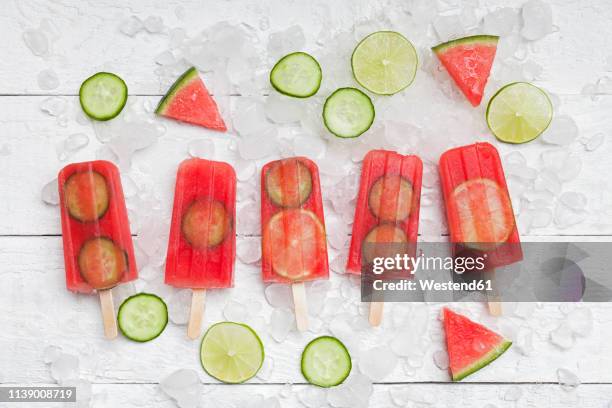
[57, 133, 90, 161]
[557, 368, 580, 391]
[40, 97, 67, 116]
[581, 132, 605, 151]
[542, 115, 578, 145]
[433, 349, 449, 370]
[267, 25, 305, 59]
[521, 0, 553, 41]
[297, 387, 327, 408]
[522, 60, 543, 81]
[168, 289, 192, 325]
[232, 98, 269, 136]
[269, 308, 294, 342]
[433, 15, 464, 41]
[293, 133, 327, 158]
[237, 239, 262, 264]
[550, 322, 574, 349]
[38, 69, 60, 90]
[23, 28, 50, 56]
[559, 192, 587, 211]
[160, 369, 201, 408]
[359, 346, 398, 381]
[503, 385, 523, 401]
[554, 200, 587, 229]
[42, 178, 60, 206]
[265, 94, 304, 124]
[515, 326, 534, 356]
[596, 76, 612, 94]
[223, 299, 248, 321]
[119, 16, 144, 37]
[50, 353, 79, 384]
[566, 307, 593, 336]
[187, 139, 215, 158]
[144, 16, 164, 33]
[238, 129, 278, 160]
[483, 8, 519, 36]
[327, 373, 373, 408]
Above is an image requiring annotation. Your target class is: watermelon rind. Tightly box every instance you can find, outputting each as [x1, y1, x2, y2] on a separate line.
[432, 35, 499, 54]
[155, 67, 199, 114]
[452, 339, 512, 381]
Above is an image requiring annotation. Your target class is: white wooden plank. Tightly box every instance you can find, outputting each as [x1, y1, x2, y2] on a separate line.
[3, 383, 611, 408]
[2, 0, 612, 95]
[0, 95, 610, 236]
[1, 236, 611, 384]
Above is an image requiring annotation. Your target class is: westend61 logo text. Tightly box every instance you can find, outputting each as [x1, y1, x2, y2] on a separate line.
[371, 253, 487, 275]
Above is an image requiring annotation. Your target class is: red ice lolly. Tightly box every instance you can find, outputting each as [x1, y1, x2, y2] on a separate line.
[438, 142, 522, 315]
[261, 157, 328, 330]
[346, 150, 423, 325]
[165, 158, 236, 339]
[58, 160, 137, 339]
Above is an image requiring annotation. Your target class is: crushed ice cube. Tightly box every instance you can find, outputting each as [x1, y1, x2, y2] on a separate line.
[41, 179, 59, 206]
[233, 98, 269, 136]
[238, 129, 278, 159]
[503, 385, 523, 401]
[433, 15, 464, 41]
[557, 368, 580, 391]
[160, 369, 201, 408]
[297, 387, 327, 408]
[330, 252, 348, 275]
[359, 346, 398, 381]
[168, 289, 192, 325]
[50, 353, 79, 384]
[521, 0, 553, 41]
[596, 76, 612, 93]
[155, 50, 176, 66]
[566, 307, 593, 336]
[269, 308, 294, 342]
[483, 8, 519, 36]
[267, 25, 305, 59]
[237, 201, 260, 235]
[515, 326, 534, 355]
[187, 139, 215, 158]
[389, 387, 435, 406]
[559, 192, 587, 211]
[23, 28, 50, 56]
[38, 69, 60, 90]
[57, 133, 90, 161]
[306, 280, 331, 317]
[265, 94, 304, 124]
[40, 97, 67, 116]
[522, 60, 543, 81]
[43, 345, 62, 364]
[327, 373, 373, 408]
[224, 299, 248, 321]
[326, 216, 349, 250]
[119, 16, 144, 37]
[554, 199, 587, 229]
[144, 16, 164, 33]
[433, 349, 449, 370]
[580, 132, 604, 151]
[293, 132, 327, 158]
[534, 170, 561, 195]
[106, 119, 166, 169]
[237, 239, 262, 264]
[550, 323, 574, 349]
[542, 115, 578, 145]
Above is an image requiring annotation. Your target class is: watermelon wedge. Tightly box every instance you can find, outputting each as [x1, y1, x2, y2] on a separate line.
[443, 308, 511, 381]
[155, 67, 227, 132]
[432, 35, 499, 107]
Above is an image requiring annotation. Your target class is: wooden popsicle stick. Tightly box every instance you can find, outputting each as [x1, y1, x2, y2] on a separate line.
[187, 289, 206, 340]
[487, 269, 502, 316]
[368, 301, 384, 327]
[99, 289, 118, 340]
[292, 282, 309, 331]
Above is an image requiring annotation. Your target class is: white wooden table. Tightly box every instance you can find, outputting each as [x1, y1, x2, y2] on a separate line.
[1, 0, 611, 407]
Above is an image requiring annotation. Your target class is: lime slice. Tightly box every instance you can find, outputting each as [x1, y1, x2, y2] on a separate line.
[301, 336, 352, 387]
[200, 322, 264, 383]
[351, 31, 418, 95]
[486, 82, 553, 144]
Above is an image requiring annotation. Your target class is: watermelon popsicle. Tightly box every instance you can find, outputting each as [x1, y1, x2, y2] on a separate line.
[438, 142, 522, 315]
[165, 158, 236, 339]
[347, 150, 423, 326]
[58, 161, 137, 339]
[261, 157, 329, 331]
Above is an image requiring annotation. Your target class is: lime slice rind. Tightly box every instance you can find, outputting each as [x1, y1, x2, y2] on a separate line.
[200, 322, 264, 384]
[351, 31, 418, 95]
[486, 82, 553, 144]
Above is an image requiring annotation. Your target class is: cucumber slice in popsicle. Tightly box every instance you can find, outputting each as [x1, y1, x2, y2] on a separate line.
[64, 170, 110, 222]
[270, 52, 322, 98]
[301, 336, 352, 387]
[368, 175, 413, 221]
[181, 198, 231, 249]
[79, 72, 128, 121]
[323, 87, 375, 138]
[78, 237, 127, 289]
[118, 293, 168, 342]
[265, 159, 313, 208]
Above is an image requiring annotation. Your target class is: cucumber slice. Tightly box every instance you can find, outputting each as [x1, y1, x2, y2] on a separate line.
[79, 72, 128, 121]
[64, 170, 110, 222]
[323, 88, 375, 138]
[265, 159, 313, 207]
[118, 293, 168, 342]
[181, 198, 231, 249]
[78, 237, 128, 289]
[362, 224, 408, 264]
[270, 52, 322, 98]
[301, 336, 351, 387]
[368, 175, 413, 221]
[200, 322, 264, 383]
